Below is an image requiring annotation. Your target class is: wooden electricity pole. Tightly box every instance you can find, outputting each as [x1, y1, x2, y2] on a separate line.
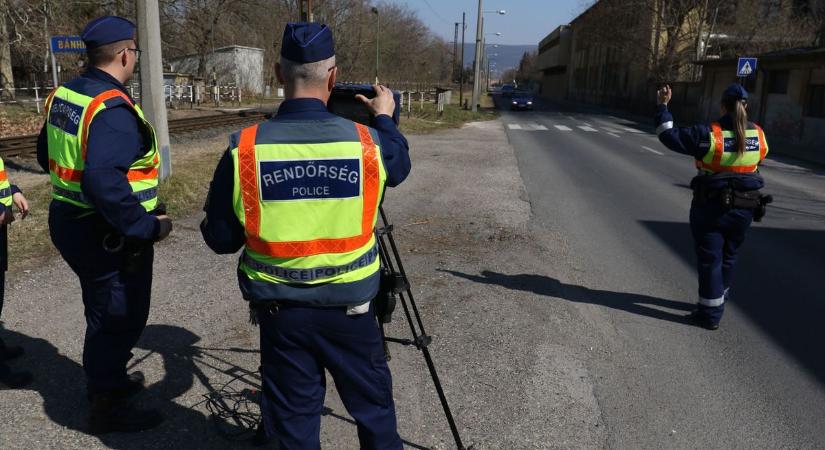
[300, 0, 314, 22]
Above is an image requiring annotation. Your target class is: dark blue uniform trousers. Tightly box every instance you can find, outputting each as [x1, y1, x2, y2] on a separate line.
[258, 302, 402, 450]
[689, 204, 753, 325]
[49, 210, 153, 394]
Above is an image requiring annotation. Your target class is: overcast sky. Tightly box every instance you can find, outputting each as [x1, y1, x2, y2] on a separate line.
[381, 0, 588, 46]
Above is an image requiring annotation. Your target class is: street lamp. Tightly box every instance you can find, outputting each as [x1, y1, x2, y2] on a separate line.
[472, 3, 507, 112]
[372, 7, 379, 84]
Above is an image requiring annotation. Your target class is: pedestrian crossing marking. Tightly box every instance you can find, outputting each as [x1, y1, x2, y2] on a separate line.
[608, 132, 621, 138]
[642, 146, 664, 155]
[555, 125, 572, 131]
[601, 127, 623, 134]
[508, 123, 548, 131]
[623, 127, 643, 133]
[578, 126, 598, 132]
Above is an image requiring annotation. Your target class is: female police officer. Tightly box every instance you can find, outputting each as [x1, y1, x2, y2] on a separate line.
[655, 83, 769, 330]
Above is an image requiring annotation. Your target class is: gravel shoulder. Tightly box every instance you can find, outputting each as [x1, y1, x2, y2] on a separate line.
[0, 119, 606, 449]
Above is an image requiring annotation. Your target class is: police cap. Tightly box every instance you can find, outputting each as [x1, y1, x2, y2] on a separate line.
[280, 22, 335, 63]
[722, 83, 748, 101]
[81, 16, 136, 50]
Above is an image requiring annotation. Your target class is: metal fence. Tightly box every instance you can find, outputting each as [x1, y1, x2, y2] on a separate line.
[0, 83, 244, 113]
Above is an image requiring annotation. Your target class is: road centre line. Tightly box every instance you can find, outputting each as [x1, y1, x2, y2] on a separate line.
[642, 146, 664, 155]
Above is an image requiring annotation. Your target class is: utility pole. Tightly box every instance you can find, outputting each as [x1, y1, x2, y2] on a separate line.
[471, 0, 483, 112]
[373, 7, 380, 84]
[459, 12, 466, 108]
[300, 0, 313, 21]
[137, 0, 172, 179]
[453, 22, 459, 82]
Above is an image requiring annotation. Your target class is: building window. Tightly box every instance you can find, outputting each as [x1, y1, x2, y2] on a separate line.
[768, 70, 790, 94]
[807, 85, 825, 118]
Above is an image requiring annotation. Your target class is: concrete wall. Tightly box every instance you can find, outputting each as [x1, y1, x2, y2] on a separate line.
[699, 57, 825, 164]
[169, 46, 264, 94]
[537, 26, 572, 100]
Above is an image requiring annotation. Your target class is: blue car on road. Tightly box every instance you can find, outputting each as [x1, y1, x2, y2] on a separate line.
[510, 91, 534, 110]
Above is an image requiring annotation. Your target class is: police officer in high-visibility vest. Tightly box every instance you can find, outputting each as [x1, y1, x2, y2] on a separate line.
[201, 22, 411, 449]
[655, 83, 768, 330]
[0, 158, 31, 389]
[35, 16, 172, 433]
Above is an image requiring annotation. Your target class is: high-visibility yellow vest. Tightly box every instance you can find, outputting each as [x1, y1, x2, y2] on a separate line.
[696, 123, 769, 174]
[231, 118, 387, 290]
[0, 157, 13, 207]
[44, 85, 160, 211]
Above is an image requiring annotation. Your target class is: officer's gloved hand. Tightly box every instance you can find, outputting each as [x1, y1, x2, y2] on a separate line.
[156, 215, 173, 241]
[355, 84, 395, 118]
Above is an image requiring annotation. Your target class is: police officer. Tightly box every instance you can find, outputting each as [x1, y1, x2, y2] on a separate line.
[201, 22, 411, 449]
[656, 83, 768, 330]
[35, 16, 172, 432]
[0, 159, 32, 389]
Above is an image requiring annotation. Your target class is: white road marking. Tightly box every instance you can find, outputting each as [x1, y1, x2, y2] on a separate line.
[623, 127, 644, 133]
[555, 125, 572, 131]
[530, 124, 549, 131]
[642, 146, 664, 155]
[608, 132, 621, 138]
[602, 127, 623, 134]
[578, 126, 598, 132]
[508, 124, 522, 130]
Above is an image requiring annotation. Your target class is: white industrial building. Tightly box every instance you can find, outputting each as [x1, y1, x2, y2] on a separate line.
[169, 45, 264, 94]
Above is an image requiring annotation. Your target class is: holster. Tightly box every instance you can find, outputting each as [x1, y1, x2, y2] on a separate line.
[100, 202, 167, 273]
[374, 269, 406, 324]
[692, 184, 772, 221]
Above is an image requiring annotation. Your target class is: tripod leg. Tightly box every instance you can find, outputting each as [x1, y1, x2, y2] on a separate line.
[379, 322, 391, 361]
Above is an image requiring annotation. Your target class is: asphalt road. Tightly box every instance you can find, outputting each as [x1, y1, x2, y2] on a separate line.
[1, 100, 823, 449]
[494, 94, 825, 449]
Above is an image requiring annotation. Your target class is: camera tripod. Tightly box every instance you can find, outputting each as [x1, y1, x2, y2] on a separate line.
[374, 207, 468, 450]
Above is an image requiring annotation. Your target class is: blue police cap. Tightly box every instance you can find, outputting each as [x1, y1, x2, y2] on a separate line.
[281, 22, 335, 63]
[722, 83, 748, 101]
[81, 16, 136, 49]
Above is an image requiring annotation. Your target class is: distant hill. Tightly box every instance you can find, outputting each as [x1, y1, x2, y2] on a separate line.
[460, 43, 537, 75]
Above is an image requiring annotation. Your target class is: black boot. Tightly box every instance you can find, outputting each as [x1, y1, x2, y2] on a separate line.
[0, 364, 33, 389]
[87, 393, 163, 434]
[0, 337, 24, 361]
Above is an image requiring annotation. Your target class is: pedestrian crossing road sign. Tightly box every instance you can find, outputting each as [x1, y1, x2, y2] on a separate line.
[737, 57, 757, 77]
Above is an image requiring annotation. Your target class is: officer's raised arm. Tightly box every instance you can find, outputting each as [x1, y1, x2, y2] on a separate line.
[357, 85, 411, 187]
[655, 84, 709, 158]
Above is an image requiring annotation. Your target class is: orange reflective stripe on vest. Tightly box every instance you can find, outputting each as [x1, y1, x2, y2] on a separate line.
[44, 89, 57, 113]
[710, 123, 724, 167]
[49, 156, 158, 183]
[49, 159, 83, 182]
[0, 170, 7, 182]
[238, 122, 381, 258]
[755, 125, 768, 161]
[696, 122, 760, 173]
[80, 89, 134, 160]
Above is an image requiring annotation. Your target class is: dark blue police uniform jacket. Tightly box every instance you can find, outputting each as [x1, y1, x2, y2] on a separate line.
[36, 67, 160, 246]
[655, 104, 764, 191]
[201, 98, 411, 304]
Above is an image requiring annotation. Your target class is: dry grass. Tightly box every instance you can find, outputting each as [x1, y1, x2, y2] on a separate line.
[5, 151, 222, 273]
[399, 100, 498, 135]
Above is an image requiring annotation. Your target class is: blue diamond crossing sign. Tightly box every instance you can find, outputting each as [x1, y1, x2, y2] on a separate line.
[737, 57, 757, 77]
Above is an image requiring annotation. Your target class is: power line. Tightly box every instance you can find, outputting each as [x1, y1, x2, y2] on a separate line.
[420, 0, 452, 25]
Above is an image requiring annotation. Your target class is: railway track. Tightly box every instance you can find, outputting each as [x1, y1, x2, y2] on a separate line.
[0, 111, 267, 158]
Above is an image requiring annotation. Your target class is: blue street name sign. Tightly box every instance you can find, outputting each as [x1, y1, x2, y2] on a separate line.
[51, 36, 86, 53]
[737, 57, 757, 77]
